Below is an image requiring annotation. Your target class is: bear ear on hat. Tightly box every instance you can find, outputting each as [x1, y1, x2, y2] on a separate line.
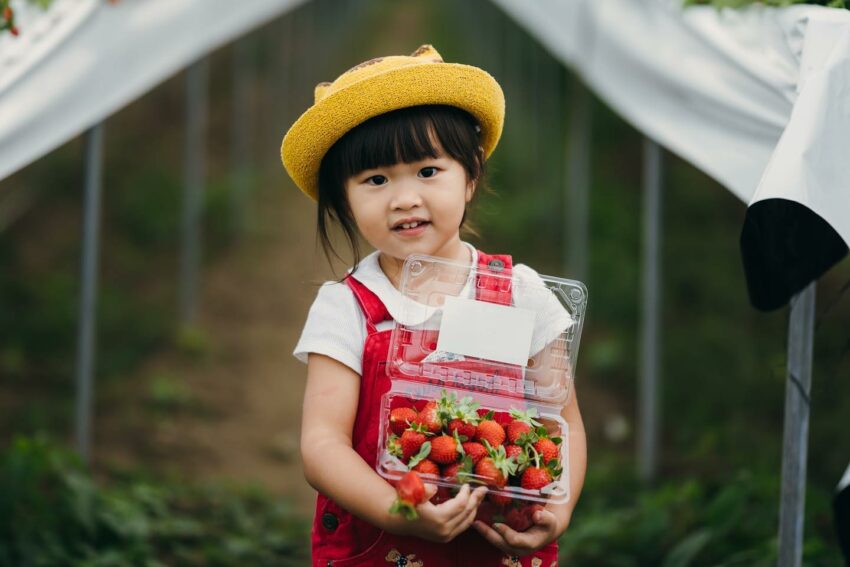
[314, 82, 332, 103]
[410, 44, 443, 62]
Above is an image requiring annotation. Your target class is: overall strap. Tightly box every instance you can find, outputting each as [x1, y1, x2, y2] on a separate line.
[475, 252, 513, 306]
[344, 275, 392, 334]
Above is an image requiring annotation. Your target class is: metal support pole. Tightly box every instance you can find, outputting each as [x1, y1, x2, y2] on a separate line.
[74, 123, 104, 465]
[565, 80, 591, 281]
[778, 282, 816, 567]
[231, 38, 252, 231]
[638, 138, 663, 483]
[179, 59, 209, 327]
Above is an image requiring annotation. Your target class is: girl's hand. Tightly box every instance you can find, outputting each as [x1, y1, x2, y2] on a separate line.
[403, 483, 488, 542]
[472, 507, 560, 556]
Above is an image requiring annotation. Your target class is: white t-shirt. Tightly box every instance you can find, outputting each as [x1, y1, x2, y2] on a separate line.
[293, 243, 573, 375]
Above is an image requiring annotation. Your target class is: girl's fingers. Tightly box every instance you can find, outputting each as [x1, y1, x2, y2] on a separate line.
[445, 485, 486, 534]
[423, 483, 438, 501]
[472, 521, 511, 553]
[531, 508, 558, 529]
[457, 489, 487, 529]
[491, 522, 527, 548]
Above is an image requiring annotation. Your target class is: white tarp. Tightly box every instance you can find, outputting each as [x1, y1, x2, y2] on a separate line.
[0, 0, 304, 183]
[491, 0, 850, 309]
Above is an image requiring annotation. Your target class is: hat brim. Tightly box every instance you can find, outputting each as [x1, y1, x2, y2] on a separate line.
[281, 63, 505, 201]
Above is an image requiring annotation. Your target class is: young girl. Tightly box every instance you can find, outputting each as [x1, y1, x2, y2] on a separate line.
[282, 45, 586, 567]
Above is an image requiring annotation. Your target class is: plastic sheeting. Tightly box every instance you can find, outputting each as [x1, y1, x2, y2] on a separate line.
[492, 0, 850, 310]
[0, 0, 304, 183]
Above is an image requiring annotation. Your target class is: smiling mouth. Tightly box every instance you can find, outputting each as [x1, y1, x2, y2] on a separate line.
[393, 220, 430, 231]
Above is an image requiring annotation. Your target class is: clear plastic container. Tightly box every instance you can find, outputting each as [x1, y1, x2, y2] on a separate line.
[376, 254, 587, 530]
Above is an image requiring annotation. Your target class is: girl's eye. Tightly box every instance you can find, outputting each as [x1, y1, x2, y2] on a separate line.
[419, 167, 438, 178]
[365, 175, 388, 185]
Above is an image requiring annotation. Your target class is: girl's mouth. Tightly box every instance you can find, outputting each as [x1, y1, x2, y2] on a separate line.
[393, 220, 430, 235]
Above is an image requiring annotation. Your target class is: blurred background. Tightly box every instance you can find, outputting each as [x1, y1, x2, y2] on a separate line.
[1, 0, 849, 564]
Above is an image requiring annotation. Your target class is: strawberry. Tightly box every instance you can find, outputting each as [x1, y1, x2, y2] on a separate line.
[504, 503, 544, 532]
[447, 418, 477, 439]
[504, 507, 533, 532]
[386, 433, 402, 459]
[442, 461, 463, 482]
[520, 466, 553, 491]
[400, 424, 429, 462]
[506, 407, 543, 444]
[429, 435, 460, 465]
[442, 455, 473, 483]
[505, 445, 528, 473]
[493, 411, 513, 427]
[533, 437, 560, 465]
[445, 394, 480, 439]
[389, 407, 418, 436]
[504, 444, 524, 461]
[413, 401, 443, 434]
[475, 441, 517, 506]
[489, 491, 513, 506]
[475, 418, 506, 447]
[412, 458, 440, 476]
[506, 421, 532, 445]
[461, 442, 488, 465]
[475, 457, 506, 488]
[389, 471, 427, 520]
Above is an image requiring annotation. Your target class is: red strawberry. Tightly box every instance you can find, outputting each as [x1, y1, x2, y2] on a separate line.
[476, 443, 517, 506]
[505, 503, 544, 532]
[506, 420, 532, 445]
[461, 442, 488, 465]
[475, 457, 506, 488]
[386, 434, 402, 459]
[505, 444, 524, 461]
[505, 507, 533, 532]
[442, 461, 463, 482]
[534, 437, 559, 465]
[400, 426, 428, 462]
[412, 458, 440, 476]
[389, 471, 427, 520]
[475, 419, 506, 447]
[489, 491, 513, 506]
[493, 411, 513, 427]
[521, 466, 553, 491]
[447, 418, 476, 439]
[429, 435, 460, 465]
[414, 401, 442, 434]
[389, 407, 417, 436]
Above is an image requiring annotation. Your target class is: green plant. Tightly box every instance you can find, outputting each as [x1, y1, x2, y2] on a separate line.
[0, 435, 310, 566]
[558, 458, 842, 566]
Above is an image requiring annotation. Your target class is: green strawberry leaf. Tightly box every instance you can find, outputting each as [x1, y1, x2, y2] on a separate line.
[407, 441, 431, 469]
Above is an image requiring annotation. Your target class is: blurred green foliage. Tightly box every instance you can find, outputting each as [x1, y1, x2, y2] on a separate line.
[560, 456, 842, 566]
[0, 436, 309, 566]
[0, 0, 849, 561]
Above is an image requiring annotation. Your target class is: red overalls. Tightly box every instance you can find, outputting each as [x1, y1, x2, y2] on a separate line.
[310, 252, 559, 567]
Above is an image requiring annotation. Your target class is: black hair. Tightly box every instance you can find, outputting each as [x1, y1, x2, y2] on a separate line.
[316, 105, 486, 274]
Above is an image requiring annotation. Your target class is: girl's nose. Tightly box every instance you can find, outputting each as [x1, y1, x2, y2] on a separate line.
[389, 181, 423, 210]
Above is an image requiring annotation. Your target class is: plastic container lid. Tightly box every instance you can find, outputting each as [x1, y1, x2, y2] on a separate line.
[387, 254, 587, 407]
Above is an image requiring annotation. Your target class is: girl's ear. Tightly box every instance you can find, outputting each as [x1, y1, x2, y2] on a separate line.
[465, 179, 476, 202]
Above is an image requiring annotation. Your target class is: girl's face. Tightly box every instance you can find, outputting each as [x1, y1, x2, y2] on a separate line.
[344, 142, 474, 281]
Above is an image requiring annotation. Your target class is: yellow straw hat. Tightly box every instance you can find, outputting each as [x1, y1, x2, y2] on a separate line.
[281, 44, 505, 201]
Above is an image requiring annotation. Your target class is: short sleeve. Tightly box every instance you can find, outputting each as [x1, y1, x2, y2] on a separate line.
[293, 281, 366, 375]
[512, 264, 575, 356]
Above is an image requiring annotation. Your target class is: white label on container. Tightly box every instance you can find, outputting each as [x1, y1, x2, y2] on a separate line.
[436, 296, 534, 366]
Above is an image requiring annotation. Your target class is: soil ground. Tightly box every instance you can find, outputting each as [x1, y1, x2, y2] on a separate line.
[94, 179, 328, 517]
